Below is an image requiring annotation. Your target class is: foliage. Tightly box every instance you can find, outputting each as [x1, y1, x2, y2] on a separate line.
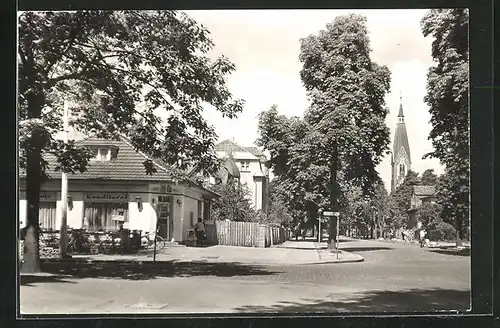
[435, 168, 469, 236]
[257, 14, 391, 244]
[260, 179, 294, 228]
[390, 170, 421, 214]
[210, 181, 257, 222]
[416, 202, 442, 228]
[18, 10, 243, 271]
[427, 221, 456, 241]
[299, 14, 391, 197]
[421, 9, 469, 238]
[421, 169, 438, 185]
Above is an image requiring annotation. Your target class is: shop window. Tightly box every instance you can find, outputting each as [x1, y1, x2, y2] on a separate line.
[84, 203, 129, 231]
[39, 202, 57, 231]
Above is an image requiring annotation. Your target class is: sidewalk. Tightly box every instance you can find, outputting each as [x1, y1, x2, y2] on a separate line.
[40, 241, 363, 266]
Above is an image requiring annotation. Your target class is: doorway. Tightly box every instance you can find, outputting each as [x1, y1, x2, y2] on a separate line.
[156, 195, 173, 240]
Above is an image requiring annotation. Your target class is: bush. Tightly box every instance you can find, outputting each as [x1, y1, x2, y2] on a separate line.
[428, 221, 456, 241]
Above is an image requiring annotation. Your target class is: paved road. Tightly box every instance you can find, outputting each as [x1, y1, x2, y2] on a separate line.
[20, 238, 470, 314]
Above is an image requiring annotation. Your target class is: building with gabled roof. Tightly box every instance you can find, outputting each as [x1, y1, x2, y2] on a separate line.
[214, 139, 270, 212]
[407, 184, 438, 230]
[19, 137, 220, 242]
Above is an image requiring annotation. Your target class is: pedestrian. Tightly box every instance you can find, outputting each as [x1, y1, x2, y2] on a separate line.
[419, 228, 427, 247]
[194, 218, 206, 247]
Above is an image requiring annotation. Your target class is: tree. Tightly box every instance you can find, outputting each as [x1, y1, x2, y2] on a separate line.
[261, 179, 294, 228]
[435, 168, 469, 240]
[256, 106, 321, 228]
[298, 14, 391, 247]
[391, 170, 421, 216]
[18, 11, 244, 272]
[416, 202, 442, 228]
[210, 181, 257, 222]
[421, 9, 469, 241]
[421, 168, 438, 185]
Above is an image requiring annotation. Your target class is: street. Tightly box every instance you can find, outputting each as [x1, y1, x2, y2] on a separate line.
[19, 238, 470, 314]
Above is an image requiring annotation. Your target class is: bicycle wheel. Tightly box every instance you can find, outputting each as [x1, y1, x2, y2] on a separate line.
[99, 240, 112, 254]
[140, 235, 150, 250]
[155, 236, 166, 249]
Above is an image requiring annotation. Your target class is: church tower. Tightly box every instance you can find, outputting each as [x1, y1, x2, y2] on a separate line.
[391, 94, 411, 192]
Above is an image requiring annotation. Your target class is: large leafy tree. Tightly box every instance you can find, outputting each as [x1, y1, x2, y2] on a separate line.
[390, 170, 421, 216]
[421, 9, 469, 240]
[19, 10, 244, 272]
[297, 14, 391, 246]
[210, 181, 257, 222]
[421, 168, 438, 185]
[260, 179, 294, 228]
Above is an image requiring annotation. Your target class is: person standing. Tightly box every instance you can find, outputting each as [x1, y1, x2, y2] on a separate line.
[419, 228, 427, 247]
[194, 218, 206, 247]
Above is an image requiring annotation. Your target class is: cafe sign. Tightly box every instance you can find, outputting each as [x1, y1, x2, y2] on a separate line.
[85, 193, 128, 202]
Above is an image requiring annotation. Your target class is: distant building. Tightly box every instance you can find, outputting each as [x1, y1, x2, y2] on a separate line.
[391, 95, 412, 192]
[407, 185, 437, 229]
[19, 137, 219, 242]
[215, 139, 270, 213]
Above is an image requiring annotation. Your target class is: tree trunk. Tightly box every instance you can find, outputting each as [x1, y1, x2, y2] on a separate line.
[21, 90, 44, 273]
[22, 129, 43, 273]
[328, 143, 338, 249]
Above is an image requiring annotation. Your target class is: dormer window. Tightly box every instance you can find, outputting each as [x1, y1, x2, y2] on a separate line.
[91, 146, 119, 162]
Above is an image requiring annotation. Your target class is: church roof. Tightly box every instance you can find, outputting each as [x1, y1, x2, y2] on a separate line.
[393, 100, 411, 161]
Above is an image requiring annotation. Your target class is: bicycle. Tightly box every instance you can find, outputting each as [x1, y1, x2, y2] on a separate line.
[98, 231, 124, 254]
[67, 229, 91, 254]
[140, 231, 166, 250]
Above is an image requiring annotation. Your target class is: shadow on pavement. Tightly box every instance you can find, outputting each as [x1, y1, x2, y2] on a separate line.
[38, 261, 281, 281]
[233, 288, 470, 313]
[340, 246, 394, 253]
[20, 274, 77, 287]
[429, 248, 470, 257]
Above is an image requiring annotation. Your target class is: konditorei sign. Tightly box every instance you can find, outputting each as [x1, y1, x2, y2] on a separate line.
[85, 193, 128, 202]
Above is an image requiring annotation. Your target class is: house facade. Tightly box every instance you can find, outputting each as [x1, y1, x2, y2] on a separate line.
[19, 138, 219, 242]
[407, 185, 437, 229]
[215, 139, 270, 213]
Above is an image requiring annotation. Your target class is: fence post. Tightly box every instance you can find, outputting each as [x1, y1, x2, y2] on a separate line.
[258, 224, 266, 248]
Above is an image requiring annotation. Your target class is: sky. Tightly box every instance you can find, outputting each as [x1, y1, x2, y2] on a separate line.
[185, 9, 444, 191]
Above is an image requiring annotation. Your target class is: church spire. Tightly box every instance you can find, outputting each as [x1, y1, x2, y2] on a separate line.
[391, 90, 411, 192]
[398, 91, 404, 118]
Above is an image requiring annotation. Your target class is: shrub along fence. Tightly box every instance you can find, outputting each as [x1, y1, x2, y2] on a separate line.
[204, 220, 291, 248]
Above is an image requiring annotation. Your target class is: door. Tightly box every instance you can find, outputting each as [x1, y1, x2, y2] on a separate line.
[156, 199, 172, 240]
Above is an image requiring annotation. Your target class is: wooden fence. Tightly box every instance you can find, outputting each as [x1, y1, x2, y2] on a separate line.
[204, 220, 291, 248]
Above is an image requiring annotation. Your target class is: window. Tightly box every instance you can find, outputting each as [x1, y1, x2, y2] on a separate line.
[84, 203, 129, 231]
[240, 161, 250, 171]
[39, 202, 57, 230]
[91, 148, 111, 162]
[399, 163, 406, 177]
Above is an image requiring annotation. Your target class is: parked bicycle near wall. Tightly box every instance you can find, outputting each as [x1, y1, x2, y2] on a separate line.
[140, 230, 166, 250]
[67, 228, 92, 254]
[98, 231, 124, 254]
